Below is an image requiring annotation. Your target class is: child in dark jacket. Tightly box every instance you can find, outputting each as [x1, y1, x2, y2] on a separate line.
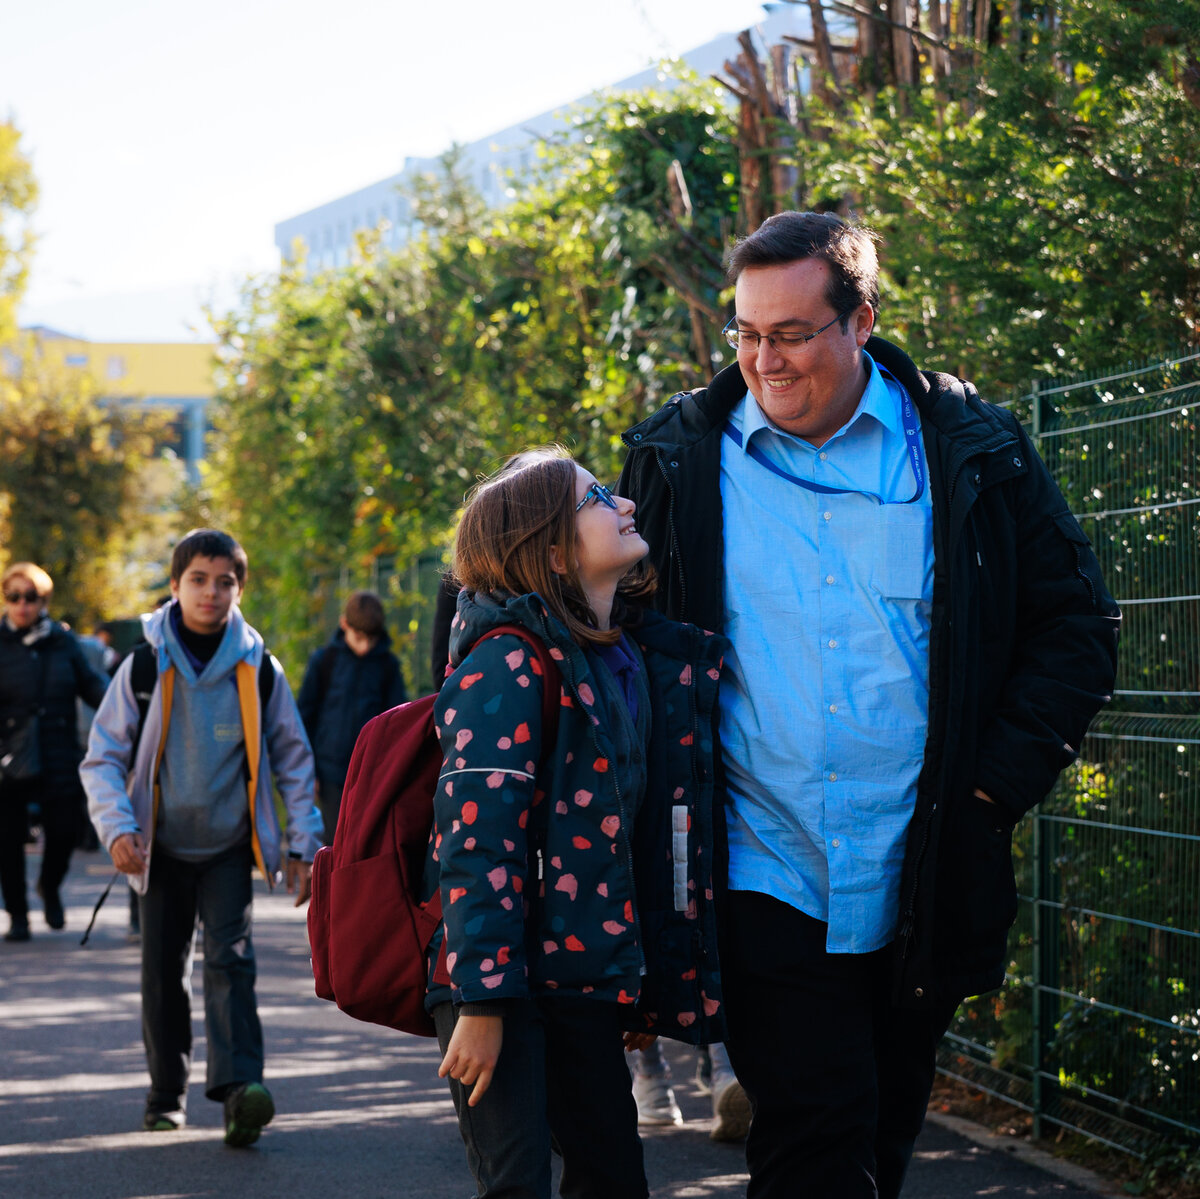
[296, 591, 406, 843]
[425, 448, 727, 1199]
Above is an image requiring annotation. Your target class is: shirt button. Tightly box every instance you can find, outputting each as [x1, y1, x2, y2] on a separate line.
[827, 639, 837, 649]
[819, 451, 828, 461]
[829, 704, 837, 713]
[823, 511, 832, 521]
[828, 772, 837, 782]
[825, 574, 835, 585]
[831, 838, 840, 847]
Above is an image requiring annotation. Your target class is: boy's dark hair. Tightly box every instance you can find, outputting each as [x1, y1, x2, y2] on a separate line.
[726, 210, 881, 325]
[170, 528, 249, 586]
[343, 590, 386, 637]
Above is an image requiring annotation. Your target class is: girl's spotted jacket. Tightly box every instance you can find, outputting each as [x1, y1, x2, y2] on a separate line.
[423, 589, 729, 1044]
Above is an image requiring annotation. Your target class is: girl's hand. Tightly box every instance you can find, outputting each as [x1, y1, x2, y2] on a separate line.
[623, 1030, 658, 1052]
[439, 1014, 504, 1107]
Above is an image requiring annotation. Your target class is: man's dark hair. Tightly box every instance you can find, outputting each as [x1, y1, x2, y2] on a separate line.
[726, 211, 881, 325]
[170, 528, 248, 586]
[342, 590, 386, 638]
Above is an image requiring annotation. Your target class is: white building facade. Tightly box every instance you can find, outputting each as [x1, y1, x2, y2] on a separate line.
[274, 6, 814, 272]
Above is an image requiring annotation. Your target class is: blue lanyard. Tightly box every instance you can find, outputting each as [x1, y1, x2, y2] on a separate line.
[723, 393, 926, 505]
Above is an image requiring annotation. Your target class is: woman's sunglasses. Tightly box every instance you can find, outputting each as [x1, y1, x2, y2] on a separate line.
[575, 482, 619, 512]
[5, 591, 40, 605]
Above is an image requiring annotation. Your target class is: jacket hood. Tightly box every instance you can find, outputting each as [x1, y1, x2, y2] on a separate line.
[450, 588, 728, 682]
[142, 601, 262, 683]
[448, 590, 565, 669]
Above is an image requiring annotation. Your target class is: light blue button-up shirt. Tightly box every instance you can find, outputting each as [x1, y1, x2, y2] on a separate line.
[720, 352, 933, 953]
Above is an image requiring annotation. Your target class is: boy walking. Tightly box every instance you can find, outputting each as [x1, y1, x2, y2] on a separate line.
[296, 590, 406, 843]
[82, 529, 322, 1146]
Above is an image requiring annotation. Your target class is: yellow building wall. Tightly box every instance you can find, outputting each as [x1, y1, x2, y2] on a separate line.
[37, 337, 214, 397]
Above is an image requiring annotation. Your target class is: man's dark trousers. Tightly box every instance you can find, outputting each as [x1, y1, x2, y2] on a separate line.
[140, 841, 262, 1111]
[722, 890, 960, 1199]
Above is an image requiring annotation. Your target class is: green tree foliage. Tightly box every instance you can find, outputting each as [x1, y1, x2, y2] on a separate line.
[0, 121, 37, 345]
[799, 0, 1200, 389]
[207, 78, 737, 677]
[0, 342, 170, 623]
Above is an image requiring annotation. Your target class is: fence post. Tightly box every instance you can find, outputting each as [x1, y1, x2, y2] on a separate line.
[1031, 813, 1045, 1139]
[1031, 798, 1065, 1142]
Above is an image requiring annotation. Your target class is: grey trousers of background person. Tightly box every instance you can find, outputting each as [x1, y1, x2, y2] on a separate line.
[140, 841, 263, 1112]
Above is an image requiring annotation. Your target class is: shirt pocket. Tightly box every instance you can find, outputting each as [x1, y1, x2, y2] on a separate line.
[870, 504, 933, 602]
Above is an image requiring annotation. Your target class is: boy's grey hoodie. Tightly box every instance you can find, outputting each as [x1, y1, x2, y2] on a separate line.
[82, 603, 322, 891]
[156, 605, 257, 860]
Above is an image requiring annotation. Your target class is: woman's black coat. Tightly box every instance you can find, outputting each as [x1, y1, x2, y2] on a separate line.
[0, 620, 110, 806]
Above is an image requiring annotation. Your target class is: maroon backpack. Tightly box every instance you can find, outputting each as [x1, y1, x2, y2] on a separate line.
[307, 624, 560, 1036]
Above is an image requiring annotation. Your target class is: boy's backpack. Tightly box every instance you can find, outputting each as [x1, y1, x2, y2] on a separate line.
[307, 624, 560, 1036]
[127, 641, 276, 763]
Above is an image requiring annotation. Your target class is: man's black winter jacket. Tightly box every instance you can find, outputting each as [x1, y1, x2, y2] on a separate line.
[617, 335, 1121, 1005]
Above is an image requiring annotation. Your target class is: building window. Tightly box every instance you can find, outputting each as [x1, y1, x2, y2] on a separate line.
[65, 354, 88, 367]
[107, 355, 127, 381]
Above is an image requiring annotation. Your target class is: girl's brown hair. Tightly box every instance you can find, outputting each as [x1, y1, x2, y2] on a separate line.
[452, 447, 655, 648]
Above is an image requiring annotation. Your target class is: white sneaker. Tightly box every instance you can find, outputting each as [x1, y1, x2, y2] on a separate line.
[710, 1071, 752, 1142]
[632, 1071, 683, 1126]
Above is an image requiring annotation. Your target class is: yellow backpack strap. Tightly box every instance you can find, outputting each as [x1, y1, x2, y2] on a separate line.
[236, 659, 270, 885]
[150, 665, 175, 835]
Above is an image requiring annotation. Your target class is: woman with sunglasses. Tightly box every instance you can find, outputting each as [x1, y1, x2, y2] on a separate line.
[424, 448, 727, 1199]
[1, 562, 109, 941]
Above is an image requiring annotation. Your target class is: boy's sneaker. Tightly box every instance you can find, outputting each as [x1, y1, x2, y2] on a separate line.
[143, 1107, 185, 1132]
[632, 1071, 683, 1126]
[223, 1082, 274, 1147]
[710, 1071, 752, 1143]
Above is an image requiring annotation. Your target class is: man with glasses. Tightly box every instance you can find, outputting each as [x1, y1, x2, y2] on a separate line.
[617, 211, 1119, 1198]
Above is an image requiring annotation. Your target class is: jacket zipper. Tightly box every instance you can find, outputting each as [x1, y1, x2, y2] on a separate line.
[654, 447, 688, 620]
[538, 613, 646, 980]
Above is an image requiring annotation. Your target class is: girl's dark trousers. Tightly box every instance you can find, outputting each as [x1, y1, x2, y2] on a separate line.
[432, 994, 648, 1199]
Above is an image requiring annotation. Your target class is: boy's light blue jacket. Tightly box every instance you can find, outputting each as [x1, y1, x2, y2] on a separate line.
[81, 604, 323, 893]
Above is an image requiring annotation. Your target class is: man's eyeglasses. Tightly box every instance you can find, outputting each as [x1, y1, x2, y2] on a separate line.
[4, 591, 40, 604]
[575, 482, 619, 512]
[722, 311, 850, 353]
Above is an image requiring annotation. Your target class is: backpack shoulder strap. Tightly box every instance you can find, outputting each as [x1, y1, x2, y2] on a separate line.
[477, 624, 561, 750]
[259, 650, 277, 709]
[129, 643, 158, 763]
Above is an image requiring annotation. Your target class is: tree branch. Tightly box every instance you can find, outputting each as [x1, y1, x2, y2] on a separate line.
[826, 0, 972, 56]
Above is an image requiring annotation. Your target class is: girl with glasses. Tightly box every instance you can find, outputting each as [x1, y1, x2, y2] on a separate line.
[424, 448, 727, 1199]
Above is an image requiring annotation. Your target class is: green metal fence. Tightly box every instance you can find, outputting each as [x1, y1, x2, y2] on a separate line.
[938, 350, 1200, 1156]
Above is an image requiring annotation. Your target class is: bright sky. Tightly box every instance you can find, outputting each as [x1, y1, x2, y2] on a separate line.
[3, 0, 774, 342]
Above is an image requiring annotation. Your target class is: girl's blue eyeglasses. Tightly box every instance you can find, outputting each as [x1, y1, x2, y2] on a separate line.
[575, 482, 618, 512]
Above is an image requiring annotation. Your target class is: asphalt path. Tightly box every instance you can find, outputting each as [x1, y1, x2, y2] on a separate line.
[0, 849, 1113, 1198]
